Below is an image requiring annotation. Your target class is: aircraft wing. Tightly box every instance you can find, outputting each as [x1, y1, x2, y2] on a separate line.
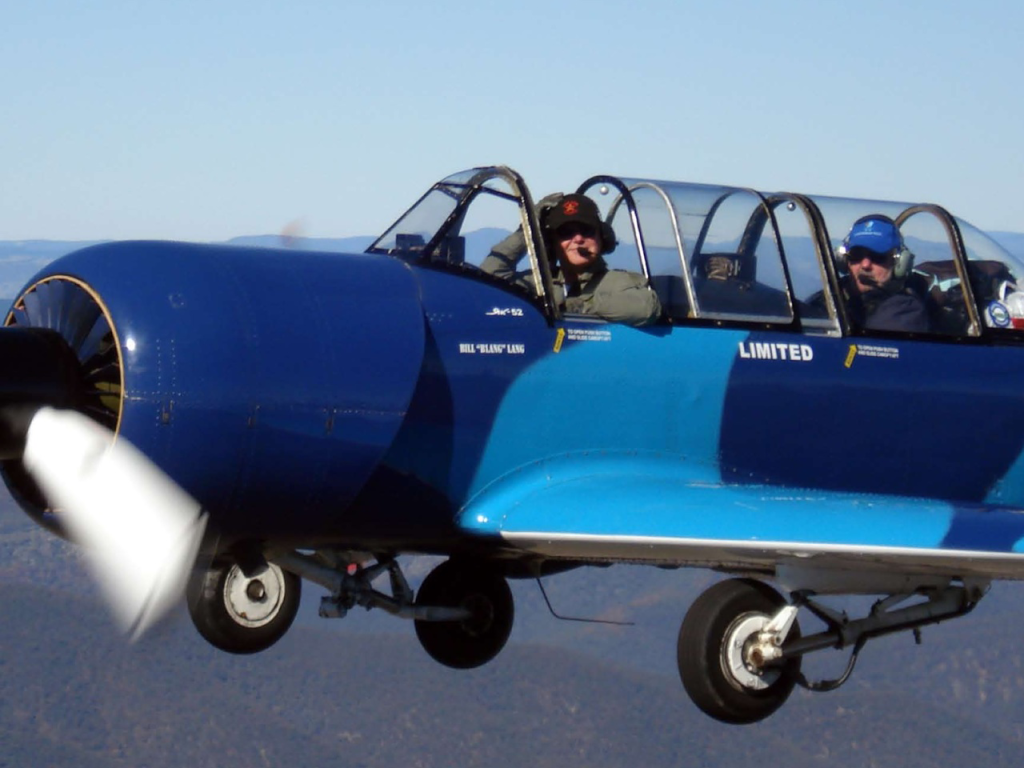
[457, 452, 1024, 585]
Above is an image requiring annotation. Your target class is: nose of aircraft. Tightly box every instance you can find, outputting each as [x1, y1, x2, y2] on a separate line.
[0, 325, 207, 640]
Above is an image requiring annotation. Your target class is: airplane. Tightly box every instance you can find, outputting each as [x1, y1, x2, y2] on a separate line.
[2, 165, 1024, 725]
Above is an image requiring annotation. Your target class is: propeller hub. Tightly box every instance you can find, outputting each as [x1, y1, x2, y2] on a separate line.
[0, 327, 83, 460]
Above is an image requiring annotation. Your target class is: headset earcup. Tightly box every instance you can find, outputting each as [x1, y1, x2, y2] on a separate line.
[893, 247, 914, 279]
[601, 222, 617, 254]
[836, 246, 849, 272]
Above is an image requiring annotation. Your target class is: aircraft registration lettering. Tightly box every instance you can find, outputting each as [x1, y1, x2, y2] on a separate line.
[737, 341, 813, 362]
[459, 342, 525, 355]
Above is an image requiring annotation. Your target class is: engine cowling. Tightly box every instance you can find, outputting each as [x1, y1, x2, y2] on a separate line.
[2, 241, 426, 542]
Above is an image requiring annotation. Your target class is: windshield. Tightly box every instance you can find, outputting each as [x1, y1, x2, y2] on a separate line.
[368, 169, 523, 259]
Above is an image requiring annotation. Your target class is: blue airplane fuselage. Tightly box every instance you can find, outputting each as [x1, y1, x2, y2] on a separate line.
[7, 234, 1024, 568]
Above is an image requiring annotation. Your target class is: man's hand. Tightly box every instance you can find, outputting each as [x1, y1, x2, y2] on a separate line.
[537, 192, 564, 221]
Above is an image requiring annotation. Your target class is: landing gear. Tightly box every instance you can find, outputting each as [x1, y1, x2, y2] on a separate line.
[187, 561, 301, 654]
[676, 575, 987, 724]
[266, 551, 515, 670]
[678, 578, 801, 724]
[414, 559, 514, 669]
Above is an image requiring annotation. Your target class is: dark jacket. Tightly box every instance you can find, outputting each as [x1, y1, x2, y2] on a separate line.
[846, 277, 930, 333]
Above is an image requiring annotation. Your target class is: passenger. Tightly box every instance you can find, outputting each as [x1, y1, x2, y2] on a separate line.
[482, 193, 661, 326]
[837, 215, 929, 333]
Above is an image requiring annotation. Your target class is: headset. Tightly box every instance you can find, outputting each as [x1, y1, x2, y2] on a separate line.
[595, 219, 618, 254]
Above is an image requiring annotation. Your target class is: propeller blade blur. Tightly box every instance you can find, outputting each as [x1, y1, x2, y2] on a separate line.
[22, 407, 207, 641]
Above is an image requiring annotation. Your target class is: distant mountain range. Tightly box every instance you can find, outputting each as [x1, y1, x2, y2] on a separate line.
[2, 231, 1022, 308]
[0, 236, 376, 302]
[993, 231, 1024, 257]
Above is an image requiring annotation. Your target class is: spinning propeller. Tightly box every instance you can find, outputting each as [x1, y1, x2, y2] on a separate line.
[22, 407, 207, 640]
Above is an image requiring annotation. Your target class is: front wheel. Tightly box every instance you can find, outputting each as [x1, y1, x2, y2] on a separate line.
[414, 559, 514, 669]
[677, 578, 801, 724]
[187, 561, 301, 654]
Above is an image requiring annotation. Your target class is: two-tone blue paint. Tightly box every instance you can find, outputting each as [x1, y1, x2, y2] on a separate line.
[450, 324, 1024, 563]
[15, 240, 1024, 566]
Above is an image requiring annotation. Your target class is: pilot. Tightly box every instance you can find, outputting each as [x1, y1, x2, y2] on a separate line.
[836, 215, 929, 333]
[481, 193, 662, 326]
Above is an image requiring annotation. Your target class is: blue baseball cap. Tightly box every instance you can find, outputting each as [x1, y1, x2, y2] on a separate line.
[844, 216, 902, 254]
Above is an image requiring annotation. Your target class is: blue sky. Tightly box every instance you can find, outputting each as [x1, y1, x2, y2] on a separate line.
[2, 0, 1021, 241]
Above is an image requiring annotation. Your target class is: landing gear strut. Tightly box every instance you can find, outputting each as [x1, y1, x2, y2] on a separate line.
[267, 551, 515, 669]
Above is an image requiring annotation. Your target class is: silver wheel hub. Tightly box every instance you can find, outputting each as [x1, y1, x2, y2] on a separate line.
[721, 613, 781, 691]
[223, 564, 288, 628]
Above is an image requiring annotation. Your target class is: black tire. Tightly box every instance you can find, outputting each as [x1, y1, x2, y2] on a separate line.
[187, 561, 301, 654]
[414, 559, 514, 669]
[677, 578, 801, 724]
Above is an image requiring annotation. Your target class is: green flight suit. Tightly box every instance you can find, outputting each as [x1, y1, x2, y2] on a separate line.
[480, 230, 662, 327]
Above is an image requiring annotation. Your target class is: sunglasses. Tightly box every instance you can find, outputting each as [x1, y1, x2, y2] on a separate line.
[555, 222, 598, 240]
[847, 247, 894, 266]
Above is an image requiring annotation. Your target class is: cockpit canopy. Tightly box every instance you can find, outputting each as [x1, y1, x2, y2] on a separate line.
[368, 166, 1024, 338]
